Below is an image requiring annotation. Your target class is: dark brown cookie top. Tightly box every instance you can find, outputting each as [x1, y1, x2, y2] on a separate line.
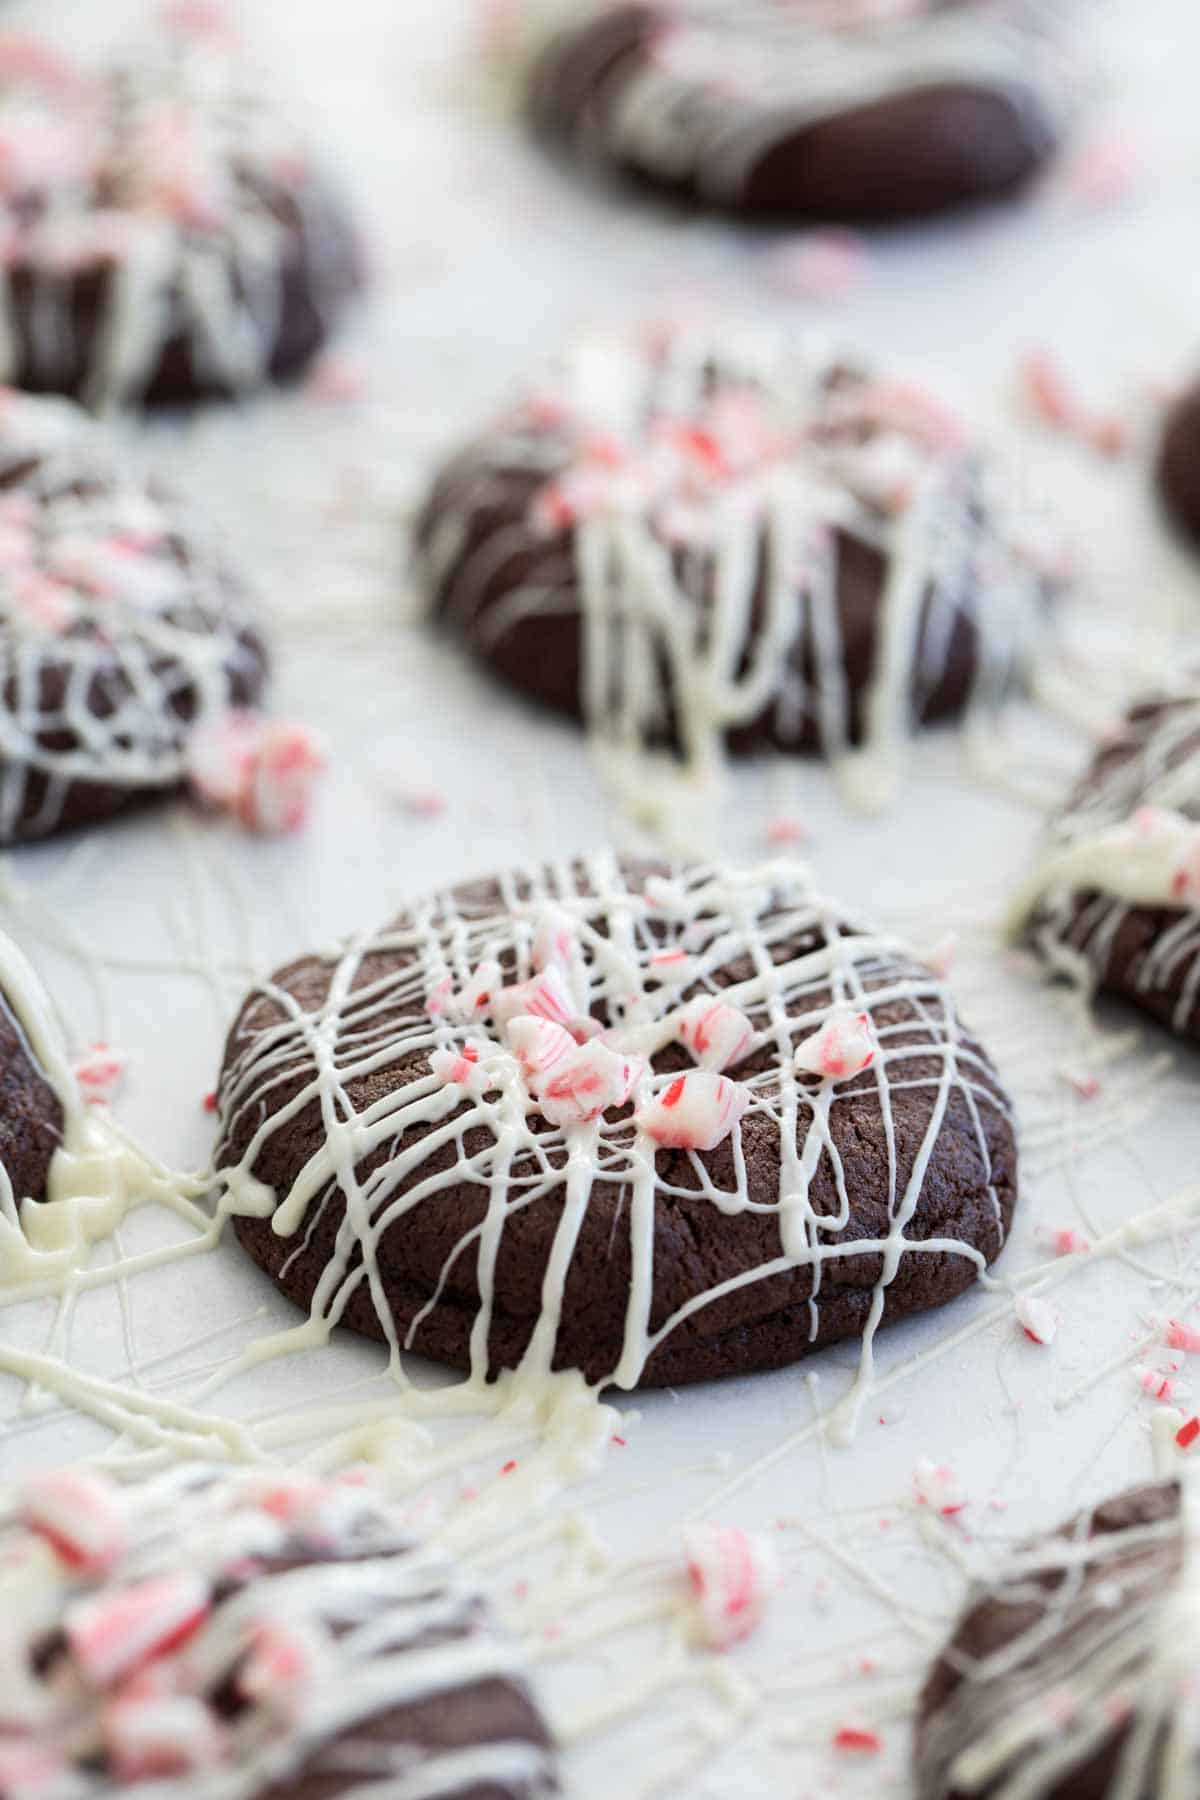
[0, 19, 362, 409]
[215, 854, 1017, 1390]
[1014, 684, 1200, 1043]
[915, 1480, 1190, 1800]
[418, 320, 1059, 814]
[0, 1463, 558, 1799]
[526, 0, 1065, 222]
[0, 977, 62, 1206]
[0, 386, 268, 843]
[1157, 376, 1200, 548]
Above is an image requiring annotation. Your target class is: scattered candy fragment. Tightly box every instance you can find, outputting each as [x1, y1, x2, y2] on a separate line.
[538, 1041, 642, 1127]
[186, 714, 324, 836]
[913, 1458, 966, 1518]
[1176, 1416, 1200, 1451]
[1058, 1066, 1100, 1100]
[1014, 1294, 1058, 1346]
[765, 815, 808, 848]
[72, 1043, 126, 1105]
[764, 229, 869, 302]
[833, 1726, 882, 1755]
[505, 1014, 575, 1085]
[454, 959, 502, 1020]
[238, 1618, 326, 1716]
[674, 995, 756, 1072]
[794, 1009, 877, 1081]
[683, 1522, 777, 1650]
[1138, 1367, 1179, 1403]
[67, 1571, 211, 1688]
[430, 1041, 495, 1092]
[1040, 1225, 1089, 1257]
[21, 1467, 126, 1574]
[1060, 129, 1142, 208]
[531, 906, 576, 972]
[1017, 352, 1130, 460]
[392, 786, 446, 818]
[0, 1741, 70, 1800]
[635, 1071, 750, 1152]
[926, 933, 958, 978]
[490, 965, 574, 1031]
[1164, 1319, 1200, 1354]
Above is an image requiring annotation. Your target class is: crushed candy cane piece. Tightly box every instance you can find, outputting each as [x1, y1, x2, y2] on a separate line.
[833, 1726, 882, 1755]
[1059, 1066, 1100, 1100]
[914, 1458, 966, 1517]
[72, 1042, 126, 1105]
[430, 1041, 495, 1092]
[538, 1041, 642, 1127]
[794, 1008, 877, 1081]
[531, 905, 576, 972]
[103, 1694, 225, 1782]
[1020, 351, 1079, 431]
[1061, 129, 1142, 207]
[505, 1015, 575, 1085]
[765, 229, 868, 301]
[674, 996, 756, 1072]
[765, 815, 807, 847]
[67, 1571, 211, 1688]
[187, 714, 324, 836]
[1015, 1294, 1058, 1346]
[0, 1741, 69, 1800]
[1176, 1416, 1200, 1451]
[238, 1618, 327, 1715]
[21, 1468, 126, 1574]
[424, 973, 453, 1019]
[1165, 1319, 1200, 1354]
[454, 959, 502, 1019]
[490, 965, 574, 1031]
[635, 1070, 749, 1152]
[1041, 1225, 1089, 1257]
[1139, 1366, 1178, 1402]
[683, 1522, 777, 1651]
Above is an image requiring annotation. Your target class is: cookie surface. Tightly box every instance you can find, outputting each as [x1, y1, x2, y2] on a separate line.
[527, 1, 1064, 223]
[915, 1480, 1191, 1800]
[0, 973, 61, 1208]
[1157, 376, 1200, 547]
[0, 387, 268, 843]
[1, 1463, 558, 1799]
[419, 320, 1057, 813]
[0, 21, 362, 409]
[215, 854, 1017, 1391]
[1014, 684, 1200, 1044]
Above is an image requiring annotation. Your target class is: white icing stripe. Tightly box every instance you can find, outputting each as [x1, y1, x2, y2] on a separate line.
[0, 21, 356, 410]
[215, 854, 1013, 1407]
[0, 1464, 557, 1799]
[0, 386, 265, 843]
[539, 0, 1073, 205]
[420, 321, 1056, 825]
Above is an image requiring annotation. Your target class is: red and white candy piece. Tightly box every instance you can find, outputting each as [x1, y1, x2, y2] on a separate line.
[530, 906, 576, 972]
[913, 1458, 966, 1518]
[490, 965, 574, 1032]
[452, 959, 501, 1021]
[674, 996, 756, 1073]
[1014, 1294, 1058, 1346]
[764, 229, 869, 302]
[103, 1694, 225, 1782]
[505, 1015, 575, 1086]
[187, 714, 324, 836]
[635, 1071, 749, 1153]
[20, 1467, 126, 1575]
[682, 1523, 778, 1651]
[429, 1040, 496, 1093]
[72, 1043, 126, 1106]
[793, 1009, 877, 1081]
[1164, 1318, 1200, 1355]
[238, 1617, 327, 1717]
[66, 1571, 211, 1689]
[537, 1042, 641, 1128]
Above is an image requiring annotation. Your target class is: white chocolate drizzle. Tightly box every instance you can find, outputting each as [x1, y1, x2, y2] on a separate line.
[0, 386, 266, 844]
[419, 321, 1059, 832]
[214, 852, 1015, 1417]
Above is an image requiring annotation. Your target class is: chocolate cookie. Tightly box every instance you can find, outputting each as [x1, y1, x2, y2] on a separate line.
[1157, 376, 1200, 549]
[0, 19, 362, 410]
[1012, 683, 1200, 1044]
[0, 386, 268, 843]
[1, 1463, 558, 1798]
[526, 1, 1065, 224]
[418, 320, 1060, 814]
[0, 937, 62, 1208]
[214, 854, 1018, 1391]
[915, 1480, 1192, 1799]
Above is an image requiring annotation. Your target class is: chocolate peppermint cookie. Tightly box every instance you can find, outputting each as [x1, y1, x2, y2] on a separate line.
[915, 1480, 1193, 1799]
[214, 854, 1018, 1391]
[1157, 376, 1200, 549]
[0, 387, 267, 843]
[526, 1, 1067, 224]
[419, 319, 1061, 815]
[0, 18, 362, 410]
[0, 937, 62, 1209]
[1012, 683, 1200, 1044]
[0, 1462, 558, 1798]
